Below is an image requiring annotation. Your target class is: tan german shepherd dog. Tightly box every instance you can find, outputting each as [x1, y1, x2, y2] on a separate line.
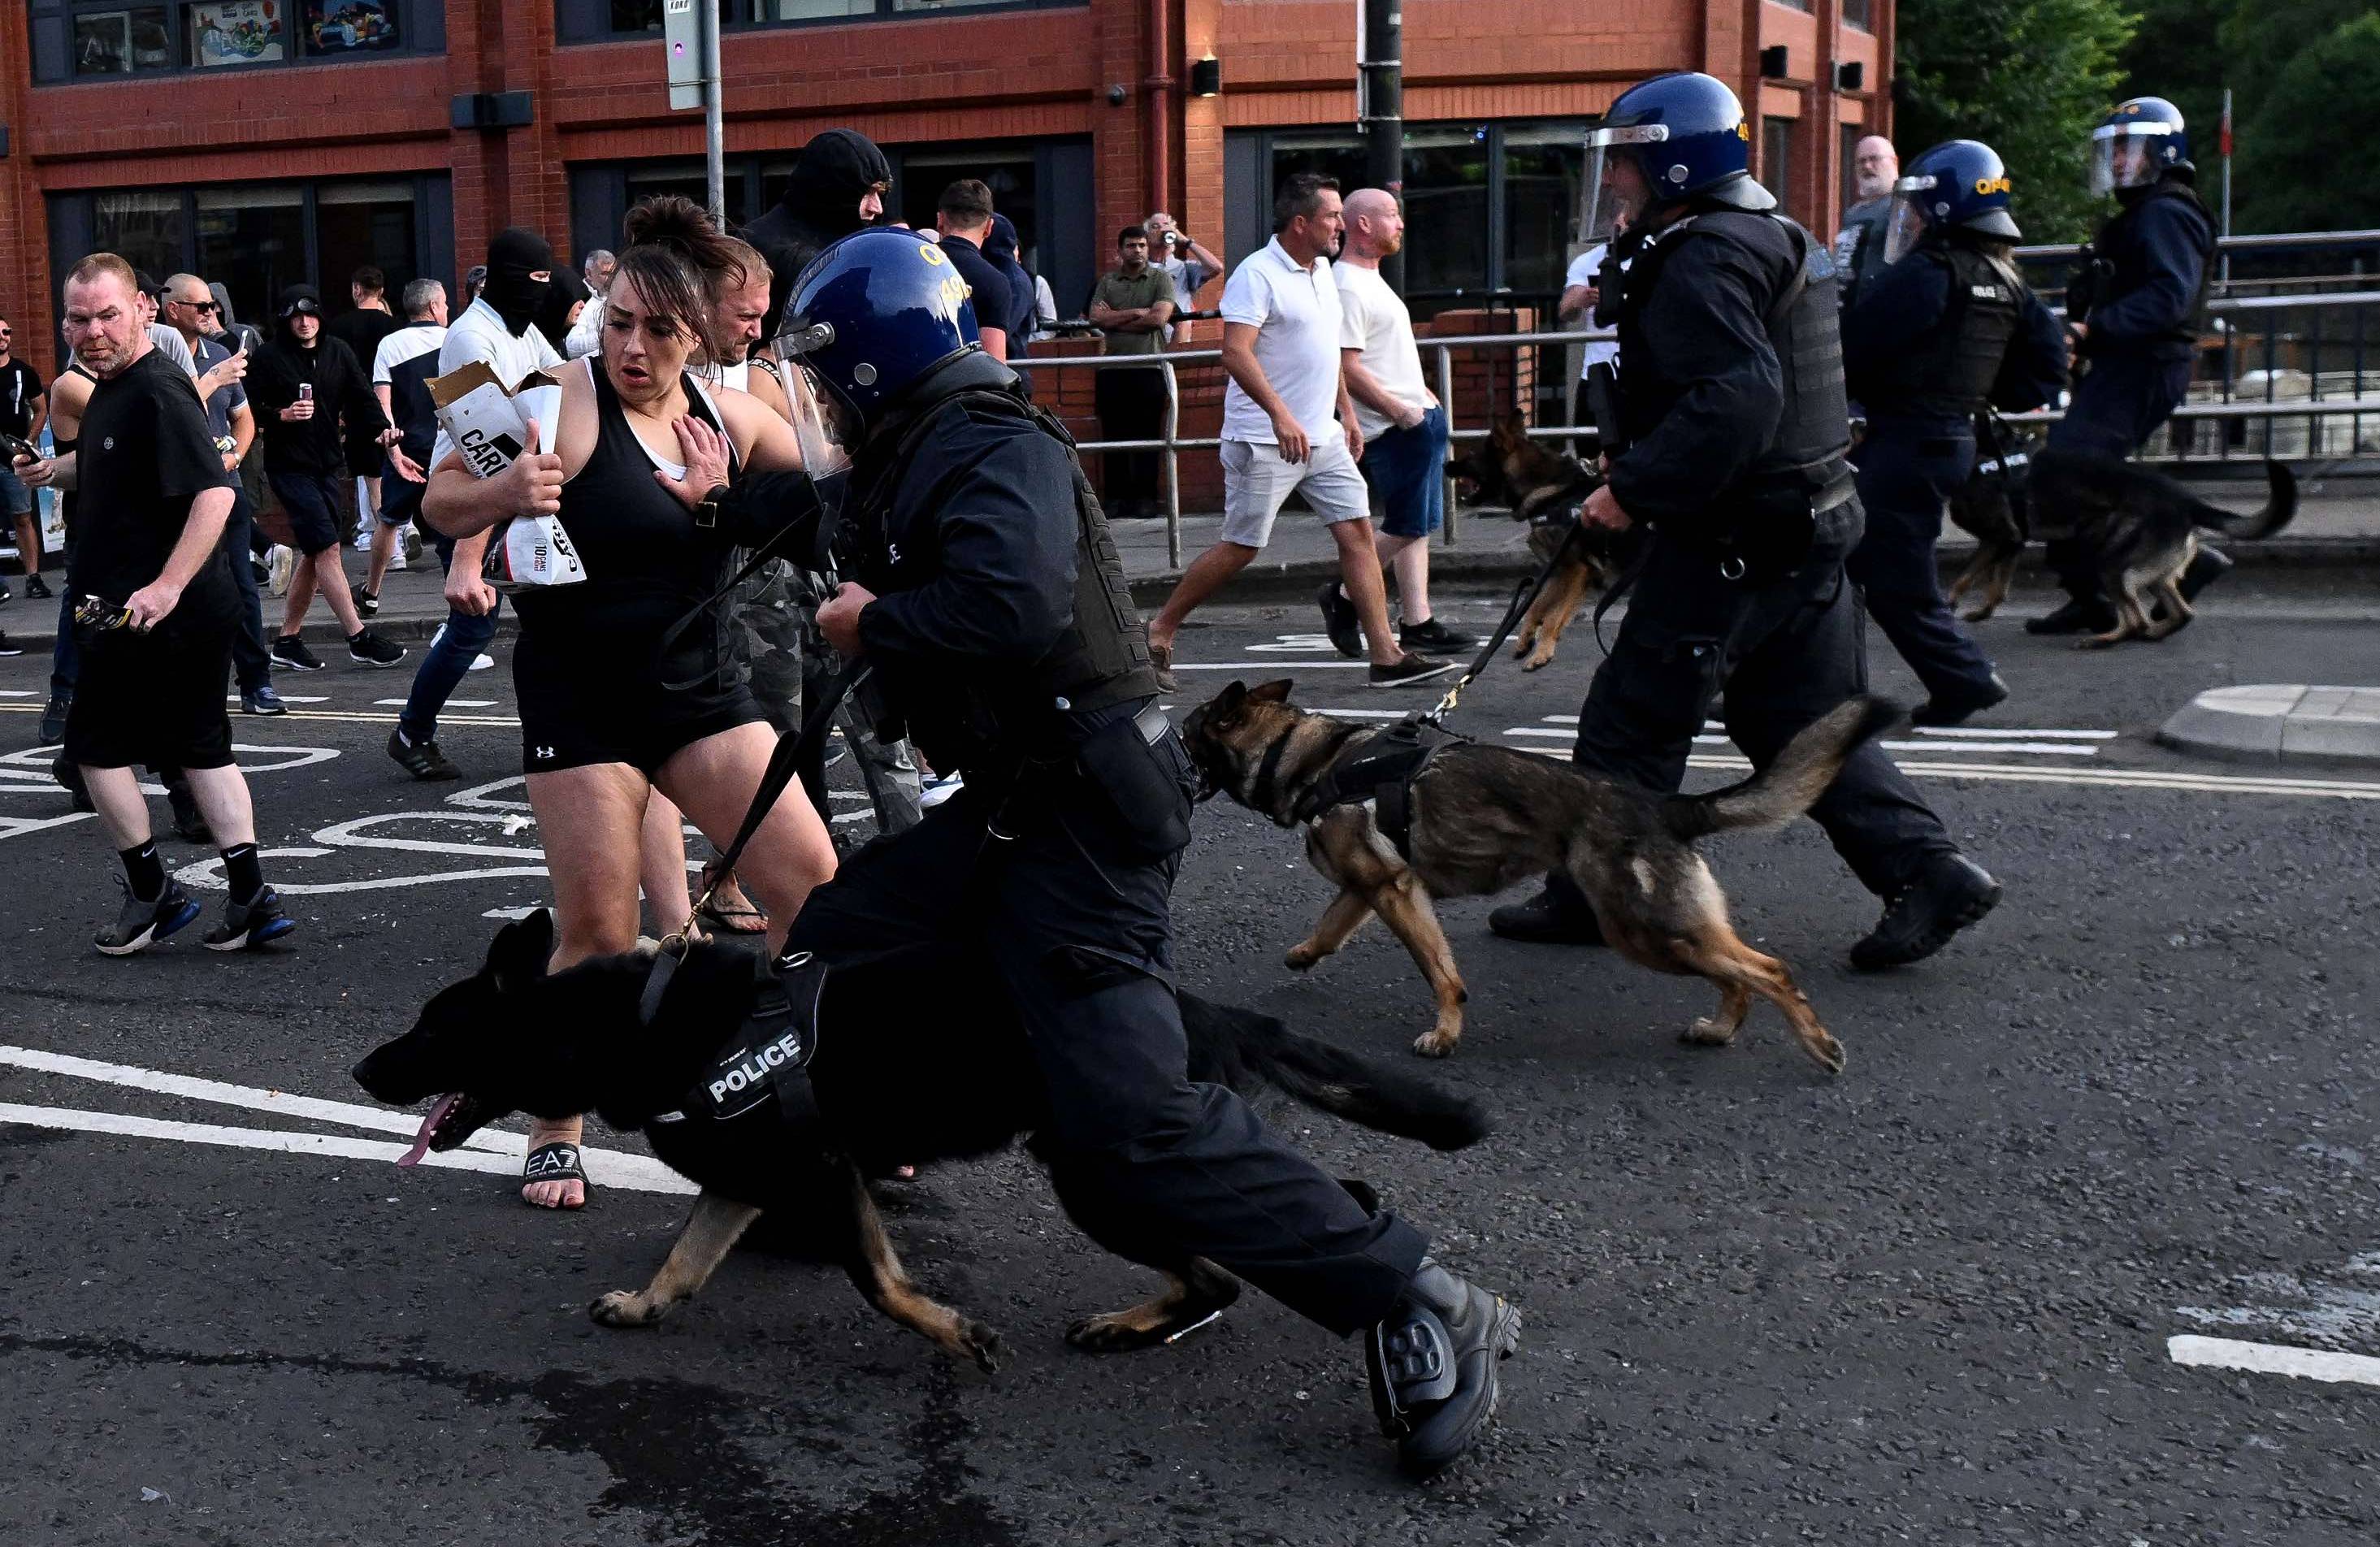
[1181, 680, 1902, 1070]
[1455, 413, 1635, 671]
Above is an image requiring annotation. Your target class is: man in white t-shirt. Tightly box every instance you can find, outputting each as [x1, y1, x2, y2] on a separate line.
[1327, 188, 1476, 657]
[1145, 176, 1451, 690]
[1557, 241, 1622, 450]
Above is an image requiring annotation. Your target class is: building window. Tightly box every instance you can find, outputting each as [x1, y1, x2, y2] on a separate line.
[50, 175, 449, 339]
[1761, 118, 1794, 207]
[33, 0, 433, 83]
[1842, 0, 1874, 31]
[565, 0, 1073, 37]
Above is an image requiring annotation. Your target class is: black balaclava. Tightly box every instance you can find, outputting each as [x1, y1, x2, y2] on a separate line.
[782, 129, 891, 243]
[484, 227, 556, 337]
[533, 269, 590, 358]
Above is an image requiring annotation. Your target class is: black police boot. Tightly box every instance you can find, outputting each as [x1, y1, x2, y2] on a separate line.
[1488, 882, 1605, 946]
[1366, 1259, 1522, 1478]
[1910, 672, 2009, 729]
[1849, 854, 2001, 971]
[2178, 544, 2233, 602]
[2025, 596, 2117, 636]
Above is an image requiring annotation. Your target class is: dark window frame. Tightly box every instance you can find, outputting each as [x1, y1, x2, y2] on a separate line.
[561, 0, 1083, 41]
[30, 0, 441, 86]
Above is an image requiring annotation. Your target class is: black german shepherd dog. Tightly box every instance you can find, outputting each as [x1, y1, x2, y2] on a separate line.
[354, 911, 1487, 1372]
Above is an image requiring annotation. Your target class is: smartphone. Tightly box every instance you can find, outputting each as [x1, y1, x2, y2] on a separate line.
[0, 433, 39, 464]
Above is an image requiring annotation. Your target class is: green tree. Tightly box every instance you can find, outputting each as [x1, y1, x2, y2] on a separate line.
[1896, 0, 2139, 242]
[2232, 12, 2380, 231]
[2114, 0, 2227, 145]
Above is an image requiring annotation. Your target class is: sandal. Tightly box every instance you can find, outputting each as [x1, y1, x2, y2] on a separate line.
[696, 862, 768, 935]
[522, 1142, 589, 1209]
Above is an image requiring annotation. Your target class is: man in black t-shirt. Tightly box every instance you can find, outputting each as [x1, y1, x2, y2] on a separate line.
[0, 316, 49, 609]
[17, 255, 293, 956]
[327, 266, 403, 558]
[932, 179, 1014, 362]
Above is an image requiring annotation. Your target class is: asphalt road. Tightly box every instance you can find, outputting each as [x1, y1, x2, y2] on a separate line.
[4, 574, 2378, 1545]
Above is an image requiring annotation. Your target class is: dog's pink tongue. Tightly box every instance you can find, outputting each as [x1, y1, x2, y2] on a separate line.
[397, 1094, 461, 1168]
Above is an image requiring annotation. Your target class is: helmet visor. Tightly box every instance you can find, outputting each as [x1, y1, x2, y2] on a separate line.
[2088, 121, 2176, 195]
[1580, 125, 1667, 245]
[1882, 191, 1933, 266]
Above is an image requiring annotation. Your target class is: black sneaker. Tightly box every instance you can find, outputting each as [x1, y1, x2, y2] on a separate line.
[1909, 672, 2009, 729]
[0, 582, 11, 604]
[357, 588, 379, 618]
[1367, 652, 1458, 688]
[204, 886, 296, 951]
[241, 685, 288, 716]
[348, 627, 406, 668]
[94, 877, 202, 956]
[1487, 884, 1606, 946]
[1400, 617, 1479, 655]
[1317, 581, 1364, 659]
[0, 630, 20, 656]
[24, 574, 50, 600]
[166, 779, 214, 845]
[1849, 854, 2001, 971]
[1366, 1259, 1523, 1478]
[39, 692, 72, 744]
[388, 727, 461, 781]
[273, 635, 327, 672]
[2024, 596, 2116, 636]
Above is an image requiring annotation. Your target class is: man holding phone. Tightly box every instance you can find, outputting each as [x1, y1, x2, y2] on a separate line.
[0, 315, 49, 608]
[17, 254, 293, 955]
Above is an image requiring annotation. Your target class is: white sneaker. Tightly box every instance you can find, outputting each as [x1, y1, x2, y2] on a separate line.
[388, 547, 408, 573]
[353, 529, 373, 552]
[468, 652, 494, 671]
[267, 544, 295, 598]
[920, 773, 965, 809]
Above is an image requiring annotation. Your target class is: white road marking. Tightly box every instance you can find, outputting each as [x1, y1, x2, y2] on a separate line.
[375, 698, 495, 708]
[482, 905, 543, 921]
[1911, 726, 2116, 740]
[0, 1042, 509, 1156]
[1500, 727, 2097, 757]
[1500, 742, 2380, 800]
[1247, 633, 1348, 655]
[0, 1103, 696, 1195]
[2168, 1334, 2380, 1389]
[0, 689, 35, 697]
[225, 693, 330, 704]
[1173, 661, 1372, 671]
[1311, 708, 1420, 720]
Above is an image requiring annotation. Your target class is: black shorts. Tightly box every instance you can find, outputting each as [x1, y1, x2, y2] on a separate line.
[513, 597, 765, 778]
[63, 613, 236, 771]
[268, 470, 349, 555]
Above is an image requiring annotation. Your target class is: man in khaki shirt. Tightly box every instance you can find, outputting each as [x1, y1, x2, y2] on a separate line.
[1087, 226, 1177, 518]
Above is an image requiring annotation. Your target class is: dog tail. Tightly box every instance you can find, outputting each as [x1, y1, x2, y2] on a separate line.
[1660, 696, 1905, 839]
[2191, 458, 2297, 540]
[1194, 997, 1489, 1151]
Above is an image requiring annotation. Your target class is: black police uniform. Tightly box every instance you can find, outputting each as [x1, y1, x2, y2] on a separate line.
[1551, 208, 1960, 908]
[2043, 178, 2215, 606]
[756, 353, 1428, 1335]
[1844, 237, 2066, 705]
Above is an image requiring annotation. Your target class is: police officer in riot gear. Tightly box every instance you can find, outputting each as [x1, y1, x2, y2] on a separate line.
[1489, 72, 1999, 970]
[2030, 96, 2223, 635]
[1844, 139, 2067, 725]
[679, 228, 1520, 1479]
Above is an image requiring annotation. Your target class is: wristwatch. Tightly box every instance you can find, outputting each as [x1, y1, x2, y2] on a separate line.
[692, 483, 730, 528]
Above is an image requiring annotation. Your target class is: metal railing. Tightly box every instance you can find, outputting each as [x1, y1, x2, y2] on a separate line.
[1017, 287, 2380, 565]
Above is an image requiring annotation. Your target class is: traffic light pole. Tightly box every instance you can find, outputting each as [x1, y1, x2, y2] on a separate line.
[702, 0, 726, 225]
[1358, 0, 1405, 292]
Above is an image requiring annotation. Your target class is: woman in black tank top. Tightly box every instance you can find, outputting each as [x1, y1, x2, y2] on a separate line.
[422, 201, 836, 1207]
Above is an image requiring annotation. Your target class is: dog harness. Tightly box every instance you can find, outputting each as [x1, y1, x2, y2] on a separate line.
[644, 947, 831, 1129]
[1270, 716, 1471, 858]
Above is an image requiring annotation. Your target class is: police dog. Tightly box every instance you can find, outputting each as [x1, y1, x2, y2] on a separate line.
[353, 912, 1485, 1372]
[1462, 413, 1636, 671]
[1181, 680, 1900, 1067]
[2029, 448, 2297, 645]
[1944, 417, 2040, 622]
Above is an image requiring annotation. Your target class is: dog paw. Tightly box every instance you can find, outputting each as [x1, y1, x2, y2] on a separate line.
[1681, 1016, 1738, 1047]
[588, 1290, 665, 1329]
[1065, 1311, 1154, 1353]
[1283, 943, 1321, 971]
[1521, 653, 1553, 672]
[1411, 1028, 1459, 1059]
[1802, 1031, 1849, 1076]
[960, 1319, 1005, 1373]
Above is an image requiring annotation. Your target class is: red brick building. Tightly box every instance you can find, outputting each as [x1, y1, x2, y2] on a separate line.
[4, 0, 1889, 365]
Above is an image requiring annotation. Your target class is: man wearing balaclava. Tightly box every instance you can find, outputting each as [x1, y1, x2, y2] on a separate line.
[742, 128, 892, 283]
[384, 228, 561, 790]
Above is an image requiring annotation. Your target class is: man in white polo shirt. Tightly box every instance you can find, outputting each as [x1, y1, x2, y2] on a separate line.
[1146, 175, 1450, 690]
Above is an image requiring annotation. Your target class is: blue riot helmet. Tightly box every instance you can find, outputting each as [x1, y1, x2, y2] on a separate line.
[777, 227, 982, 440]
[1883, 139, 2023, 264]
[2089, 97, 2191, 197]
[1580, 72, 1773, 242]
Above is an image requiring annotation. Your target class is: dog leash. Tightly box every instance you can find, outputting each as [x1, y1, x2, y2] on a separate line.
[1423, 516, 1588, 725]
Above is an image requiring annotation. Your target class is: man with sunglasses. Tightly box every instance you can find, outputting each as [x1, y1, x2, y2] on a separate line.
[0, 314, 48, 609]
[165, 274, 282, 715]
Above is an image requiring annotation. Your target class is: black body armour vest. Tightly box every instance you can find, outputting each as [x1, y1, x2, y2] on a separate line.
[2083, 180, 2216, 350]
[1617, 210, 1852, 499]
[1867, 242, 2025, 424]
[853, 385, 1160, 764]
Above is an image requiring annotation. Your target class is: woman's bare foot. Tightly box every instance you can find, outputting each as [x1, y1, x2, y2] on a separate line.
[523, 1116, 587, 1209]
